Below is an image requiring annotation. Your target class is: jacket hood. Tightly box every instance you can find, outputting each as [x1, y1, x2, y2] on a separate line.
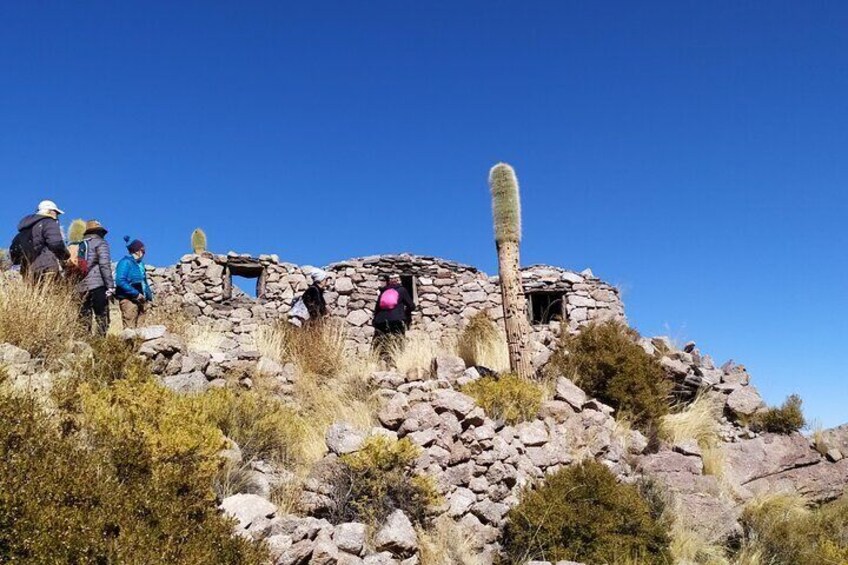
[17, 214, 50, 231]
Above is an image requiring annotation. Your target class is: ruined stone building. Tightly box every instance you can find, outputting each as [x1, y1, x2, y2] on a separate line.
[148, 252, 625, 361]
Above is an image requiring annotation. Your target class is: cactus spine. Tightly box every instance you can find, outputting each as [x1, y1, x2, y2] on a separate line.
[488, 163, 533, 379]
[68, 219, 86, 243]
[191, 228, 207, 254]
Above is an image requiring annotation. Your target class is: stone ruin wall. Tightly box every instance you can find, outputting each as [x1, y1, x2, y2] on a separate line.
[147, 252, 625, 359]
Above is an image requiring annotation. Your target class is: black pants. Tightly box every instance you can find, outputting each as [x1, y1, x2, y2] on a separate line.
[372, 320, 407, 360]
[80, 287, 109, 337]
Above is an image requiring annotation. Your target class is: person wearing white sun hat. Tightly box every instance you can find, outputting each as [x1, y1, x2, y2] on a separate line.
[12, 199, 70, 279]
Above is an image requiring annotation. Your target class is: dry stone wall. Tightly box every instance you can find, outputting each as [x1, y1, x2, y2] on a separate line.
[147, 252, 625, 358]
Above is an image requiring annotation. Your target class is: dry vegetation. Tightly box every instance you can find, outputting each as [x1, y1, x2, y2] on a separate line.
[662, 394, 726, 477]
[460, 373, 544, 425]
[455, 312, 509, 372]
[0, 275, 82, 360]
[418, 516, 483, 565]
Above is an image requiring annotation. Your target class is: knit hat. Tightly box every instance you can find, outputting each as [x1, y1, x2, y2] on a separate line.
[84, 220, 108, 236]
[123, 235, 145, 254]
[310, 268, 330, 283]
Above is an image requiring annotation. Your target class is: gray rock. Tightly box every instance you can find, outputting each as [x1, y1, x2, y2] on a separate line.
[333, 522, 367, 555]
[326, 423, 366, 455]
[554, 377, 586, 409]
[374, 510, 418, 557]
[219, 493, 277, 530]
[161, 371, 209, 394]
[434, 355, 466, 382]
[256, 355, 285, 377]
[379, 394, 410, 430]
[826, 448, 843, 462]
[447, 487, 476, 517]
[724, 433, 821, 486]
[431, 390, 476, 418]
[135, 324, 167, 341]
[515, 420, 548, 447]
[311, 530, 340, 565]
[726, 387, 765, 418]
[0, 343, 31, 365]
[277, 539, 314, 565]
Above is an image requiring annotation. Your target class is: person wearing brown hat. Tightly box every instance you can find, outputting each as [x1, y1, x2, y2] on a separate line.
[77, 220, 114, 336]
[115, 236, 153, 328]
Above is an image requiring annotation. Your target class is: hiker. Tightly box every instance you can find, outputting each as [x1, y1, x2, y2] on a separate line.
[77, 220, 114, 336]
[372, 274, 415, 355]
[301, 268, 331, 323]
[115, 237, 153, 329]
[11, 200, 70, 279]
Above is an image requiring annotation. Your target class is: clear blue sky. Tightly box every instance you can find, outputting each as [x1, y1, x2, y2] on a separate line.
[2, 2, 846, 426]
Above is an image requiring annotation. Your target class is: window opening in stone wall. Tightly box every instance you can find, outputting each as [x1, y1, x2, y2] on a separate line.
[400, 274, 417, 303]
[223, 260, 266, 300]
[526, 292, 565, 325]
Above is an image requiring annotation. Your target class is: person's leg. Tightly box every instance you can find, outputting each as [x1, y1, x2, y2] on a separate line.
[136, 302, 147, 327]
[79, 291, 93, 334]
[119, 299, 139, 329]
[92, 287, 109, 337]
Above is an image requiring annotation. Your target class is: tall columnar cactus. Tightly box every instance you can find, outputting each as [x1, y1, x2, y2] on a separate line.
[191, 228, 207, 254]
[488, 163, 533, 379]
[67, 219, 86, 243]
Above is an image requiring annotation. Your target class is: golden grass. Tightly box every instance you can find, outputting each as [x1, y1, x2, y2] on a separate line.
[455, 312, 509, 372]
[0, 275, 81, 360]
[386, 330, 439, 377]
[661, 394, 727, 478]
[255, 319, 351, 377]
[810, 420, 830, 456]
[418, 516, 483, 565]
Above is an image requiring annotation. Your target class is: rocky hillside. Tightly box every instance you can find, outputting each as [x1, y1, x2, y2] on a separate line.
[1, 275, 846, 564]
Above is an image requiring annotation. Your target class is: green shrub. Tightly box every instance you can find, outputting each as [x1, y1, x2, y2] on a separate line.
[750, 394, 806, 434]
[0, 391, 266, 564]
[501, 459, 672, 564]
[547, 321, 672, 433]
[329, 436, 440, 526]
[460, 373, 543, 425]
[739, 493, 848, 565]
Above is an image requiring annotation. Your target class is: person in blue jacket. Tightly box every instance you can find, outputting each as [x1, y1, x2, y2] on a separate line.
[115, 237, 153, 328]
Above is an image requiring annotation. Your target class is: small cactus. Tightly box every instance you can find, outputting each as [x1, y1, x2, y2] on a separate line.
[67, 219, 86, 243]
[191, 228, 208, 254]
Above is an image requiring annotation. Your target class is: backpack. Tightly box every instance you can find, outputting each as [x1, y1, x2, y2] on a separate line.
[9, 220, 44, 268]
[65, 239, 90, 281]
[379, 288, 400, 310]
[288, 295, 310, 325]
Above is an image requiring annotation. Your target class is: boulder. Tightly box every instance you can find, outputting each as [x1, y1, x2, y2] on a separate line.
[219, 493, 277, 530]
[724, 433, 820, 486]
[333, 522, 367, 555]
[160, 371, 209, 394]
[726, 387, 765, 418]
[0, 343, 31, 365]
[554, 377, 586, 410]
[374, 510, 418, 557]
[431, 390, 476, 418]
[135, 325, 167, 341]
[434, 355, 466, 382]
[326, 423, 366, 455]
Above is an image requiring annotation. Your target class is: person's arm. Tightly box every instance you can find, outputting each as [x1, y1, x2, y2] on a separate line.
[43, 220, 70, 260]
[115, 259, 139, 298]
[98, 242, 114, 289]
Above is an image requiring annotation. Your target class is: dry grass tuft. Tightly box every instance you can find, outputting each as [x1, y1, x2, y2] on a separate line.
[418, 516, 483, 565]
[455, 312, 509, 372]
[460, 373, 544, 425]
[661, 394, 722, 447]
[0, 275, 82, 360]
[386, 330, 439, 377]
[255, 320, 350, 377]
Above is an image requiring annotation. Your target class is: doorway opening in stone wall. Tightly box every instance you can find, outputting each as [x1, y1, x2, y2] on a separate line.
[400, 274, 418, 303]
[526, 291, 565, 325]
[223, 259, 267, 300]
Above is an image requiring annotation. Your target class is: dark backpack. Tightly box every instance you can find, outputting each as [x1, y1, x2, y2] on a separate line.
[10, 220, 44, 268]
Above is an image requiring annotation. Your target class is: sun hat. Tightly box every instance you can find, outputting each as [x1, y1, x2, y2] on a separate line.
[83, 220, 108, 236]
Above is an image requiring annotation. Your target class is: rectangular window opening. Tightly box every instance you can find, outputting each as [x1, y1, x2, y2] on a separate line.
[231, 275, 259, 299]
[526, 292, 565, 325]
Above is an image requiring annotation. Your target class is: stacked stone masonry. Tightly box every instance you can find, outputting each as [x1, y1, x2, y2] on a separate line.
[147, 252, 626, 356]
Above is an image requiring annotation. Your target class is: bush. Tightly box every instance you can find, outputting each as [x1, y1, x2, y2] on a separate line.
[329, 436, 440, 526]
[547, 321, 672, 433]
[501, 459, 672, 564]
[455, 313, 509, 372]
[460, 373, 543, 425]
[750, 394, 806, 434]
[739, 493, 848, 565]
[0, 276, 81, 360]
[0, 391, 266, 564]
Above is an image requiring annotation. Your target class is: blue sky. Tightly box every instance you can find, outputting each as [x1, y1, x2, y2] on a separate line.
[2, 2, 846, 426]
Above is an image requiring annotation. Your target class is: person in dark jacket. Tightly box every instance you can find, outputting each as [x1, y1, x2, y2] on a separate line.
[14, 200, 70, 279]
[372, 274, 416, 356]
[302, 269, 330, 323]
[77, 220, 114, 336]
[114, 237, 153, 328]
